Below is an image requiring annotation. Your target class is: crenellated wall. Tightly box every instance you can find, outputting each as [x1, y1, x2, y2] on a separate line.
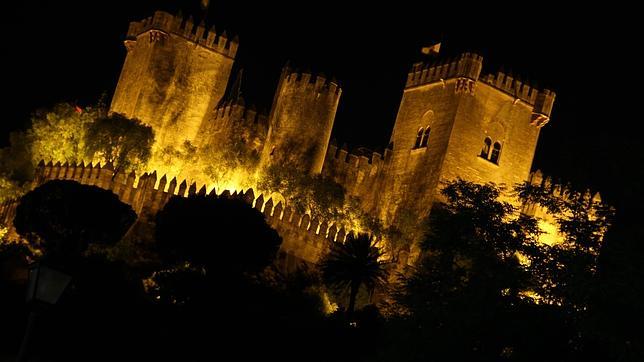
[479, 72, 555, 127]
[521, 170, 603, 245]
[321, 143, 391, 216]
[406, 52, 483, 89]
[14, 161, 355, 265]
[194, 98, 269, 155]
[125, 10, 239, 57]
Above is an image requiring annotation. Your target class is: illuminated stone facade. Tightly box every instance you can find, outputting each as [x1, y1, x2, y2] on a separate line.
[321, 53, 555, 229]
[1, 10, 571, 265]
[261, 67, 341, 175]
[106, 11, 564, 249]
[110, 11, 237, 151]
[0, 11, 607, 269]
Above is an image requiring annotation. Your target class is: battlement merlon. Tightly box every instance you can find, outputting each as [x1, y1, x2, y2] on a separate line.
[406, 52, 483, 89]
[480, 72, 555, 127]
[280, 66, 342, 97]
[212, 99, 269, 123]
[406, 51, 555, 127]
[527, 170, 602, 203]
[125, 10, 238, 58]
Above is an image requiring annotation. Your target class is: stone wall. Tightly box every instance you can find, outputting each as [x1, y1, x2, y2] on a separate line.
[521, 170, 603, 246]
[1, 161, 355, 265]
[194, 99, 268, 156]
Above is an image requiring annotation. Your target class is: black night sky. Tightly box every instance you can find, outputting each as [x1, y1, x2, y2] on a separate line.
[1, 1, 639, 222]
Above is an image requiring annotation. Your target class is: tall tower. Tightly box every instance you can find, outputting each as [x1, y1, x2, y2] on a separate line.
[381, 51, 555, 222]
[110, 11, 238, 150]
[261, 67, 342, 174]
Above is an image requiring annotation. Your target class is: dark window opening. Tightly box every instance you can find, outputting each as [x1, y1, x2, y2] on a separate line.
[480, 137, 492, 158]
[490, 142, 501, 164]
[420, 127, 431, 147]
[414, 128, 424, 149]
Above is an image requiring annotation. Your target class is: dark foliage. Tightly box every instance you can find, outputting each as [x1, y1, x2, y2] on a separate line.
[13, 180, 136, 263]
[385, 180, 543, 360]
[320, 233, 389, 320]
[155, 194, 281, 275]
[31, 255, 152, 361]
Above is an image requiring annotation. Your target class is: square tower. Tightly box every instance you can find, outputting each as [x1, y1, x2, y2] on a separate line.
[110, 11, 238, 151]
[380, 52, 555, 223]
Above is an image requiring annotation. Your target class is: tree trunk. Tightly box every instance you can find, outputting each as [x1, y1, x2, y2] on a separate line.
[347, 280, 360, 322]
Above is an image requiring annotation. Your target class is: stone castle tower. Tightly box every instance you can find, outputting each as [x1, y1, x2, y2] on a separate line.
[380, 52, 554, 222]
[261, 66, 341, 175]
[110, 11, 238, 150]
[321, 52, 555, 227]
[106, 10, 559, 252]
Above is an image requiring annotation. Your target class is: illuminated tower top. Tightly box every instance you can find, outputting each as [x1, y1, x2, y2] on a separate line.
[125, 10, 238, 58]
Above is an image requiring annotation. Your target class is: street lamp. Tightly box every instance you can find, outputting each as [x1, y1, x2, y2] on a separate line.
[16, 262, 72, 362]
[25, 262, 72, 305]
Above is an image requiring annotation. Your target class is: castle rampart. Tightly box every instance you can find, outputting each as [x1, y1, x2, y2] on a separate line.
[479, 72, 555, 127]
[8, 161, 356, 266]
[521, 170, 602, 245]
[321, 143, 389, 215]
[405, 53, 483, 89]
[194, 98, 268, 154]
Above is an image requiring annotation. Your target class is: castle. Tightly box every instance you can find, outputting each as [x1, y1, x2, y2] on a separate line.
[1, 10, 595, 267]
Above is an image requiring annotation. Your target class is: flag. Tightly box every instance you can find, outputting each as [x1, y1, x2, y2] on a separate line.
[421, 43, 441, 55]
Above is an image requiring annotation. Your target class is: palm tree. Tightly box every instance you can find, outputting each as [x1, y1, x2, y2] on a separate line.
[320, 233, 389, 321]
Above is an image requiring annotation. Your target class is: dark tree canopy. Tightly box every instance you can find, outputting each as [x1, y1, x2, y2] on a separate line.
[389, 180, 544, 360]
[13, 180, 136, 262]
[320, 233, 389, 319]
[155, 195, 282, 275]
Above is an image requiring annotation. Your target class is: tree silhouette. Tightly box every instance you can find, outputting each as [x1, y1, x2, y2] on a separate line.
[155, 194, 281, 276]
[9, 180, 146, 360]
[151, 196, 346, 361]
[319, 233, 389, 321]
[516, 181, 613, 311]
[517, 180, 615, 356]
[13, 180, 136, 265]
[391, 180, 543, 360]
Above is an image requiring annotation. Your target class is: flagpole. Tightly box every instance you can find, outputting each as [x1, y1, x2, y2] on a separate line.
[200, 0, 211, 20]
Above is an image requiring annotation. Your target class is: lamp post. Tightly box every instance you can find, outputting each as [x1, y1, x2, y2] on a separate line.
[16, 262, 72, 362]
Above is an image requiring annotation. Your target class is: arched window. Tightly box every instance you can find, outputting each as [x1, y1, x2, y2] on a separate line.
[480, 137, 492, 158]
[490, 142, 502, 164]
[420, 127, 431, 147]
[414, 128, 424, 149]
